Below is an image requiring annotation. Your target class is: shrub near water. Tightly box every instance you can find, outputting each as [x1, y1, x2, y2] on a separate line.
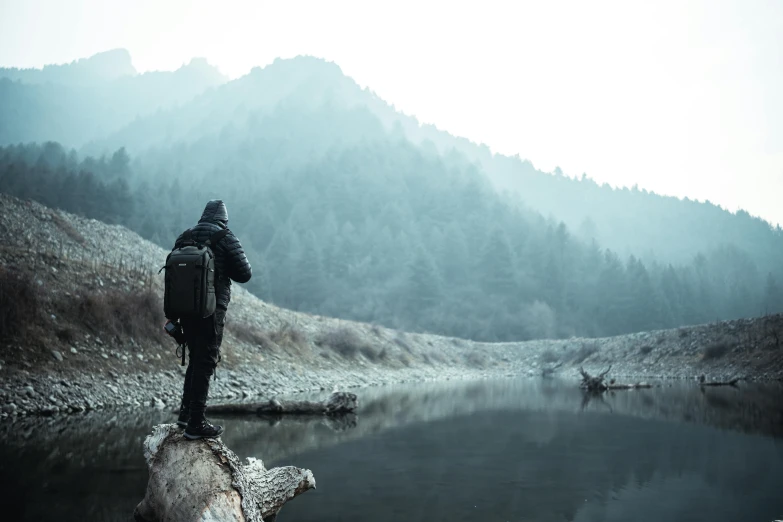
[230, 322, 308, 353]
[539, 349, 560, 364]
[270, 322, 307, 350]
[231, 322, 274, 350]
[317, 327, 380, 360]
[0, 267, 39, 341]
[1, 267, 165, 362]
[71, 288, 164, 345]
[571, 342, 599, 364]
[703, 341, 732, 360]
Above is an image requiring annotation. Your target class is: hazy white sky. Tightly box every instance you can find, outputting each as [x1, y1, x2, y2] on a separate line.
[1, 0, 781, 226]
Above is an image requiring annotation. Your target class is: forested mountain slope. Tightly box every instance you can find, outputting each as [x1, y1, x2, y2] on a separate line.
[2, 52, 782, 342]
[3, 138, 782, 342]
[4, 51, 779, 273]
[81, 53, 783, 273]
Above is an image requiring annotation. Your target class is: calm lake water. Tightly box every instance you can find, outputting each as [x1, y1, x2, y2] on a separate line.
[1, 377, 782, 522]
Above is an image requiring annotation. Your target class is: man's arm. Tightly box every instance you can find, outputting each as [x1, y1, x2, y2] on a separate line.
[222, 229, 252, 283]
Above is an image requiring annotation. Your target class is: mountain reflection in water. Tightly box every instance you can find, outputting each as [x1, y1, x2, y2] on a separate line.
[1, 378, 781, 522]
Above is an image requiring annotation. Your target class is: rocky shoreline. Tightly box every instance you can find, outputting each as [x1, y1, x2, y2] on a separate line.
[2, 321, 782, 420]
[1, 294, 781, 420]
[0, 364, 503, 419]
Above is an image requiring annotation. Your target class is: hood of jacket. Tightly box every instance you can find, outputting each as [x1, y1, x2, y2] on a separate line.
[199, 199, 228, 225]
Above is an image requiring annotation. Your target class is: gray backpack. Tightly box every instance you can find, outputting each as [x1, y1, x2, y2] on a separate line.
[162, 228, 228, 320]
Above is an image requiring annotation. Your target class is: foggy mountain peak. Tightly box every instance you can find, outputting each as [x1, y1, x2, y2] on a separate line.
[0, 48, 137, 85]
[172, 57, 228, 84]
[240, 55, 364, 106]
[255, 55, 346, 77]
[75, 48, 137, 80]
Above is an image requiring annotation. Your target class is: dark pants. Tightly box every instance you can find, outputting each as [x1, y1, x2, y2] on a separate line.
[180, 308, 226, 423]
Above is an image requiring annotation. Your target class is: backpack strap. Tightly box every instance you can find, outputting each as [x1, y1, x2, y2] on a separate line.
[206, 229, 229, 247]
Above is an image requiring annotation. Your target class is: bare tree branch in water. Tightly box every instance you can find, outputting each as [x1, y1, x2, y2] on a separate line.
[578, 365, 612, 391]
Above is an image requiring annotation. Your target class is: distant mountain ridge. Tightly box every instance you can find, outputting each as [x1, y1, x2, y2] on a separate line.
[0, 49, 137, 85]
[2, 49, 782, 314]
[0, 49, 227, 147]
[76, 52, 782, 271]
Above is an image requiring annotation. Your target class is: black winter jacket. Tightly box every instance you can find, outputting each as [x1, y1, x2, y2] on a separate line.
[174, 200, 252, 311]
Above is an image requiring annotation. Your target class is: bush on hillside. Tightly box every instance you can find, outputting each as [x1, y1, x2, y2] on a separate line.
[317, 327, 378, 360]
[73, 288, 164, 344]
[270, 322, 308, 350]
[231, 322, 275, 350]
[0, 268, 39, 341]
[571, 342, 599, 364]
[703, 341, 732, 360]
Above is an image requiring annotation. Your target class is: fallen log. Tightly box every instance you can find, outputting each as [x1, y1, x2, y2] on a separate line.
[206, 391, 358, 416]
[606, 382, 653, 390]
[698, 375, 741, 387]
[134, 424, 315, 522]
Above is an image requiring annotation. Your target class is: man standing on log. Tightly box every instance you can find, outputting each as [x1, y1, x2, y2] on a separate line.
[168, 200, 252, 440]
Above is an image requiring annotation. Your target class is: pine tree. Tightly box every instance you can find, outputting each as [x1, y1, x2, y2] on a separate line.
[290, 233, 325, 311]
[263, 225, 299, 306]
[439, 223, 471, 286]
[479, 228, 517, 300]
[407, 246, 442, 311]
[764, 273, 783, 315]
[597, 250, 630, 335]
[109, 147, 131, 177]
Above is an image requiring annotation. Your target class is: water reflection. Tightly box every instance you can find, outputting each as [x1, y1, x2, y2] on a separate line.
[0, 378, 781, 522]
[279, 409, 783, 522]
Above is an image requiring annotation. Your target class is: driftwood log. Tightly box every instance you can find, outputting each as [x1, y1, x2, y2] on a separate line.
[606, 382, 653, 390]
[698, 374, 741, 387]
[134, 424, 315, 522]
[206, 391, 358, 416]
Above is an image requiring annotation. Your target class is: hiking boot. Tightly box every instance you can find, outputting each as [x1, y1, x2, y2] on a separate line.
[176, 404, 189, 428]
[183, 419, 224, 440]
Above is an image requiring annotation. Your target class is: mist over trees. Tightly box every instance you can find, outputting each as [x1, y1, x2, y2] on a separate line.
[3, 139, 781, 342]
[1, 51, 782, 342]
